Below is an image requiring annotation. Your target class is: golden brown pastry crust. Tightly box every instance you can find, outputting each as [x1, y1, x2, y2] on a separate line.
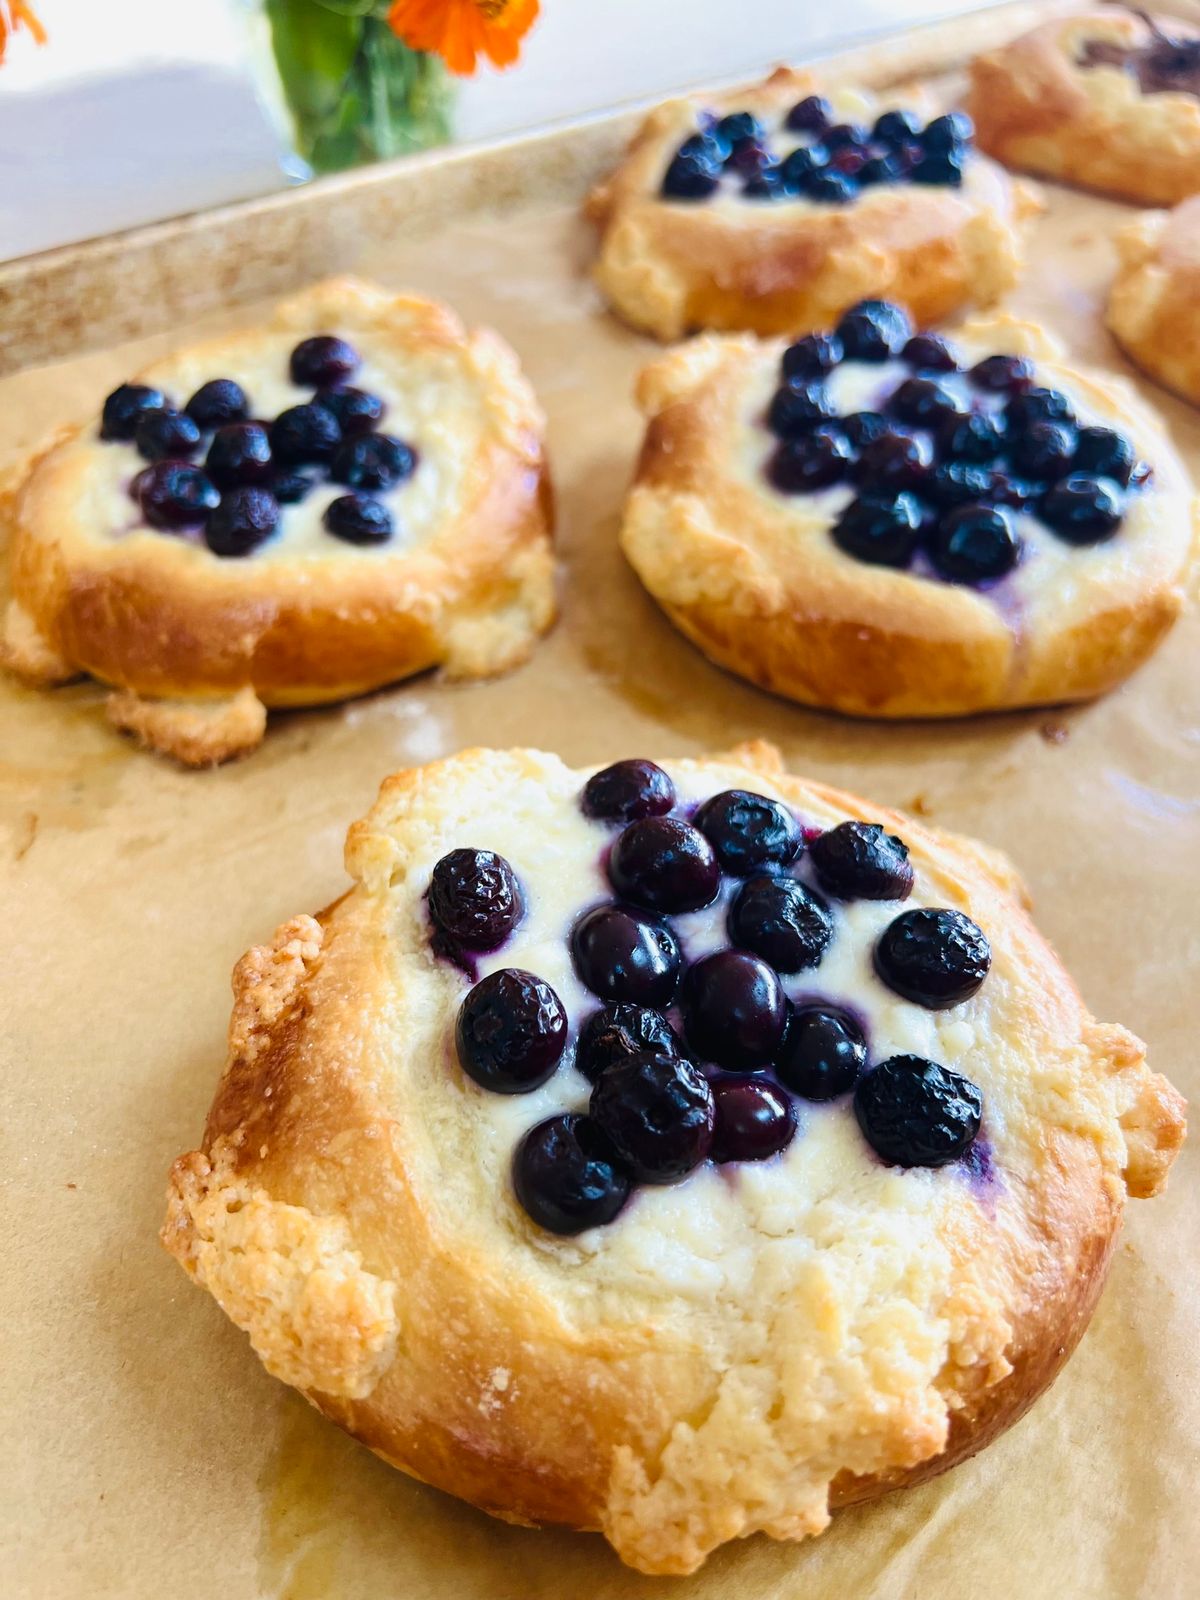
[587, 67, 1033, 342]
[1108, 196, 1200, 405]
[161, 742, 1185, 1574]
[968, 11, 1200, 206]
[0, 278, 555, 765]
[619, 315, 1198, 718]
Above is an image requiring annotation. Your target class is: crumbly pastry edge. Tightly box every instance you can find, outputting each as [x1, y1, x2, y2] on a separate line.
[0, 277, 557, 766]
[1107, 201, 1200, 410]
[160, 741, 1186, 1574]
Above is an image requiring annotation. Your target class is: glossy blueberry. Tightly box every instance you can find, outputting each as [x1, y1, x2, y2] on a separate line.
[289, 335, 360, 388]
[1005, 385, 1075, 431]
[725, 138, 770, 175]
[727, 875, 833, 974]
[324, 492, 393, 543]
[455, 968, 567, 1093]
[969, 353, 1034, 393]
[590, 1051, 714, 1183]
[875, 907, 991, 1008]
[857, 151, 906, 186]
[927, 461, 995, 508]
[185, 378, 248, 429]
[101, 383, 167, 441]
[833, 490, 923, 566]
[777, 1007, 866, 1101]
[428, 846, 524, 952]
[583, 759, 676, 825]
[809, 820, 914, 901]
[836, 300, 913, 361]
[132, 461, 220, 530]
[853, 430, 932, 492]
[873, 108, 923, 145]
[205, 421, 273, 487]
[824, 121, 869, 148]
[782, 332, 843, 382]
[134, 408, 202, 462]
[693, 789, 802, 876]
[922, 110, 973, 151]
[1010, 419, 1077, 481]
[807, 168, 858, 204]
[768, 426, 853, 493]
[571, 904, 681, 1007]
[272, 468, 316, 505]
[902, 332, 960, 372]
[608, 816, 720, 914]
[714, 111, 763, 147]
[930, 503, 1019, 583]
[677, 131, 727, 165]
[854, 1054, 982, 1166]
[785, 93, 832, 133]
[574, 1002, 683, 1084]
[1073, 425, 1136, 487]
[780, 144, 828, 190]
[888, 375, 967, 429]
[330, 432, 417, 491]
[841, 410, 890, 449]
[315, 385, 386, 436]
[911, 150, 964, 186]
[743, 164, 784, 199]
[513, 1114, 631, 1234]
[938, 409, 1006, 464]
[711, 1079, 796, 1164]
[662, 151, 721, 199]
[204, 486, 279, 557]
[828, 144, 869, 177]
[989, 471, 1042, 511]
[767, 381, 838, 437]
[681, 949, 787, 1071]
[270, 402, 342, 466]
[1039, 474, 1124, 544]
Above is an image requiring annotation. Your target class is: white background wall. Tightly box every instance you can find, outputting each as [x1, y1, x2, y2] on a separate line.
[0, 0, 989, 261]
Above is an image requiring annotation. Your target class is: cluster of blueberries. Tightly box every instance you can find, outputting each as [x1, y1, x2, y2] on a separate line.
[763, 299, 1147, 585]
[427, 758, 989, 1236]
[99, 335, 417, 557]
[662, 98, 972, 206]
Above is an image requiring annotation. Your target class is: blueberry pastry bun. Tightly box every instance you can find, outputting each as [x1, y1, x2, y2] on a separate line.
[161, 741, 1184, 1574]
[1108, 194, 1200, 406]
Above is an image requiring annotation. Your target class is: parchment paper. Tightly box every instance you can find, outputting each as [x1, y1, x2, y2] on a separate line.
[1, 185, 1197, 1597]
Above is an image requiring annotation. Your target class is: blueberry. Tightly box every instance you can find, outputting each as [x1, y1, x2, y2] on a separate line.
[608, 816, 720, 914]
[767, 381, 838, 437]
[768, 426, 853, 493]
[513, 1114, 631, 1234]
[854, 1054, 982, 1166]
[969, 353, 1034, 393]
[134, 408, 201, 462]
[590, 1051, 714, 1183]
[571, 904, 681, 1007]
[574, 1002, 683, 1083]
[1072, 425, 1136, 486]
[1010, 419, 1077, 480]
[938, 410, 1006, 464]
[875, 907, 991, 1008]
[428, 846, 524, 953]
[456, 968, 567, 1093]
[205, 487, 280, 557]
[930, 503, 1019, 583]
[101, 383, 167, 441]
[927, 461, 996, 508]
[270, 402, 342, 466]
[888, 376, 967, 429]
[185, 379, 249, 429]
[692, 789, 802, 876]
[807, 169, 858, 204]
[315, 385, 386, 436]
[825, 121, 868, 148]
[857, 152, 906, 186]
[776, 1007, 866, 1100]
[583, 760, 676, 825]
[681, 949, 787, 1071]
[742, 164, 785, 200]
[272, 469, 316, 505]
[873, 108, 923, 145]
[677, 132, 727, 165]
[662, 152, 721, 199]
[780, 144, 828, 190]
[912, 150, 964, 186]
[1005, 385, 1074, 431]
[711, 1079, 796, 1163]
[324, 493, 393, 544]
[785, 94, 832, 132]
[809, 820, 914, 901]
[833, 491, 923, 566]
[782, 332, 844, 382]
[727, 875, 833, 974]
[922, 110, 973, 151]
[290, 335, 360, 388]
[206, 421, 273, 488]
[989, 471, 1042, 511]
[829, 144, 869, 177]
[132, 461, 220, 530]
[715, 111, 763, 147]
[836, 300, 913, 361]
[330, 432, 417, 491]
[902, 333, 960, 373]
[853, 431, 932, 492]
[841, 411, 890, 449]
[1039, 474, 1124, 544]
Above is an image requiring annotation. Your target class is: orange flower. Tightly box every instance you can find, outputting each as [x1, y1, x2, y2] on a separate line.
[0, 1, 46, 65]
[389, 0, 539, 76]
